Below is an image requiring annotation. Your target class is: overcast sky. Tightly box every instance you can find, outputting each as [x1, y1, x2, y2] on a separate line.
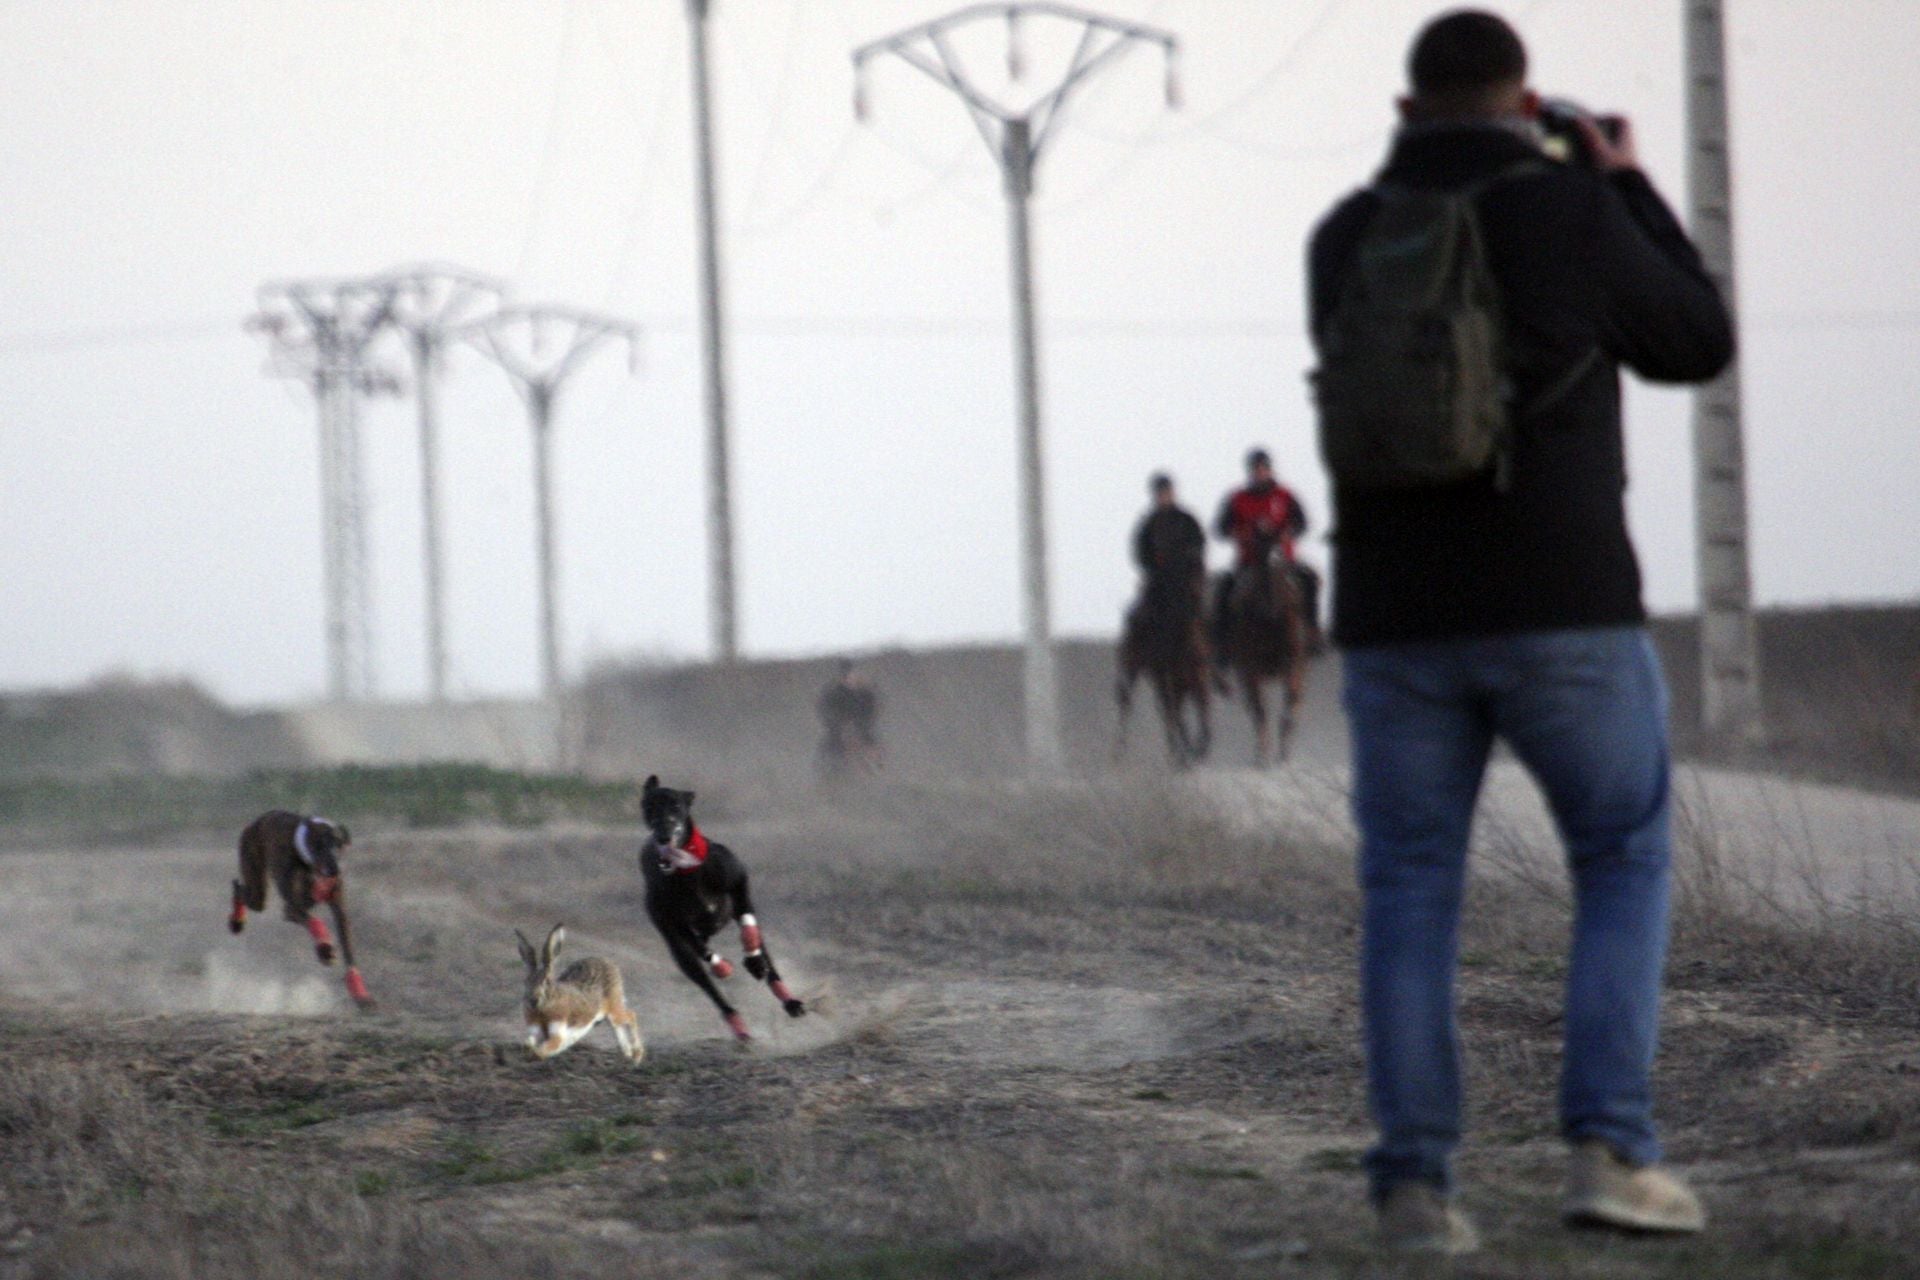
[2, 0, 1915, 706]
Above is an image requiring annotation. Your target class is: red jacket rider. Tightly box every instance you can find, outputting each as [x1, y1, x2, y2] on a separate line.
[1215, 448, 1307, 568]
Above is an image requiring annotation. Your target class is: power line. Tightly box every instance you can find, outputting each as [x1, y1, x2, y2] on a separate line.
[734, 0, 810, 230]
[596, 1, 683, 310]
[731, 118, 862, 239]
[517, 0, 582, 285]
[0, 319, 237, 355]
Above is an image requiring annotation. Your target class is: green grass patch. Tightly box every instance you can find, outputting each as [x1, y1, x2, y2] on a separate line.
[208, 1098, 335, 1138]
[0, 762, 642, 839]
[425, 1119, 660, 1189]
[431, 1134, 498, 1182]
[353, 1170, 395, 1197]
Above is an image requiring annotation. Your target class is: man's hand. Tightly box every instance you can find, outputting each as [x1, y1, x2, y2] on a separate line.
[1576, 112, 1638, 173]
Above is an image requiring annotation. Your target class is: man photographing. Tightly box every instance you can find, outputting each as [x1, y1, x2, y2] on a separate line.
[1307, 8, 1734, 1255]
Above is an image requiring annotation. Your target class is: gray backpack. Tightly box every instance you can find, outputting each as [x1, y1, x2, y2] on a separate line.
[1312, 165, 1542, 491]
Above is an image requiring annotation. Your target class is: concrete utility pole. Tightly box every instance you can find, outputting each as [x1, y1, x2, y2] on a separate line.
[853, 3, 1180, 774]
[1684, 0, 1764, 743]
[374, 265, 506, 703]
[685, 0, 740, 662]
[249, 278, 401, 702]
[458, 306, 640, 699]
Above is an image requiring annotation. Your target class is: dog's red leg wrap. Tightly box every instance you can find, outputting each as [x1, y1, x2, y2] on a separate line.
[725, 1011, 751, 1042]
[708, 954, 734, 979]
[307, 916, 337, 963]
[343, 967, 372, 1004]
[228, 892, 247, 932]
[770, 978, 796, 1004]
[739, 916, 763, 955]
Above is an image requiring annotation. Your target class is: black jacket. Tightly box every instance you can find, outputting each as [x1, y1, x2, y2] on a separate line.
[1133, 504, 1206, 580]
[1307, 123, 1734, 647]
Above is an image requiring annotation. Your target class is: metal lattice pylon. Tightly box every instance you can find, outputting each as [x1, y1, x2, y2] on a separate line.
[249, 278, 401, 702]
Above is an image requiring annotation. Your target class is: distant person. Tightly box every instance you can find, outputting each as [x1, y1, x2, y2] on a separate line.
[1307, 10, 1733, 1253]
[817, 658, 881, 775]
[1132, 472, 1207, 612]
[1210, 448, 1322, 658]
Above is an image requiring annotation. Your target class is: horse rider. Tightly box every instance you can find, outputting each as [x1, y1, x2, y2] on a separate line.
[1211, 448, 1325, 659]
[1132, 472, 1207, 617]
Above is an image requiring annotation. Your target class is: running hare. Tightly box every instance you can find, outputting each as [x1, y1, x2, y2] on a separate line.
[516, 925, 644, 1063]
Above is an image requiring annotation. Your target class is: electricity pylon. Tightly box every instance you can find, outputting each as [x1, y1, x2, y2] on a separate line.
[684, 0, 740, 662]
[373, 264, 507, 703]
[458, 306, 641, 699]
[853, 3, 1180, 774]
[248, 278, 402, 702]
[1684, 0, 1763, 743]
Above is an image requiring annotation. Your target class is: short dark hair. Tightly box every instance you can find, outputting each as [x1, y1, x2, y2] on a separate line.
[1409, 9, 1526, 97]
[1148, 471, 1173, 493]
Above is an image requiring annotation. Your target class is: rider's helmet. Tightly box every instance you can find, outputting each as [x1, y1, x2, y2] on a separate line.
[1148, 471, 1173, 495]
[1245, 447, 1272, 472]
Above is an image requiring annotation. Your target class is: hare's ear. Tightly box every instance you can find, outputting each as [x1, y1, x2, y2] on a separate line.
[515, 929, 539, 970]
[543, 924, 565, 966]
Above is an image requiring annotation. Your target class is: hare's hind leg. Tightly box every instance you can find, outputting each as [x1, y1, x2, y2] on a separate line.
[609, 1005, 646, 1064]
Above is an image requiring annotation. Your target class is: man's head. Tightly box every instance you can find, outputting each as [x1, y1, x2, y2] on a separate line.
[1401, 9, 1536, 124]
[1245, 448, 1275, 487]
[1149, 471, 1175, 508]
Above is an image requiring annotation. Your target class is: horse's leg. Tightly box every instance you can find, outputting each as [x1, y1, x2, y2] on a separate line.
[1113, 649, 1138, 764]
[1277, 600, 1308, 763]
[1154, 675, 1189, 768]
[1242, 670, 1271, 766]
[1192, 674, 1213, 763]
[1277, 679, 1298, 763]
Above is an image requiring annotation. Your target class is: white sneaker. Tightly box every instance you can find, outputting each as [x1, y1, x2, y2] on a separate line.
[1563, 1140, 1706, 1234]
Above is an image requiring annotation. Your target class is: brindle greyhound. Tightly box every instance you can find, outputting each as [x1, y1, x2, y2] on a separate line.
[228, 810, 374, 1007]
[639, 775, 805, 1042]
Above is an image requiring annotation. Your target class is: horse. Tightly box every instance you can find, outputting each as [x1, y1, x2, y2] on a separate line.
[1115, 570, 1214, 768]
[1218, 533, 1309, 765]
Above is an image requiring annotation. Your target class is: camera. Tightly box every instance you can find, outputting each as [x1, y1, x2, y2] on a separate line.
[1536, 97, 1624, 167]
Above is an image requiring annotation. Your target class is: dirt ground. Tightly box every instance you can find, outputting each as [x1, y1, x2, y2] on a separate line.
[3, 743, 1919, 1279]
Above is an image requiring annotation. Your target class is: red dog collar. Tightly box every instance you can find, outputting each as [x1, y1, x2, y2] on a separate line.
[657, 825, 710, 873]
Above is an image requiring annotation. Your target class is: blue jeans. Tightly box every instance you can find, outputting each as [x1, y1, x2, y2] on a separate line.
[1342, 626, 1673, 1202]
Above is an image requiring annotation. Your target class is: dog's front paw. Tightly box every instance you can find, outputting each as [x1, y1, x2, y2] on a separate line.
[315, 942, 336, 965]
[782, 998, 807, 1018]
[228, 917, 245, 935]
[743, 953, 769, 980]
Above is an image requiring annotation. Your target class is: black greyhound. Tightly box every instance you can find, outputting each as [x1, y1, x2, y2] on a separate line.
[639, 775, 805, 1042]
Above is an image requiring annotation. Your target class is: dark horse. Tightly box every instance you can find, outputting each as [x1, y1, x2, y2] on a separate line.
[1115, 571, 1213, 768]
[1218, 532, 1308, 764]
